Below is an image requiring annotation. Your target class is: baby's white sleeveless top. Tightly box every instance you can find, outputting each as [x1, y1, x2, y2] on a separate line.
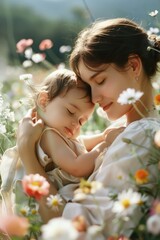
[37, 127, 87, 189]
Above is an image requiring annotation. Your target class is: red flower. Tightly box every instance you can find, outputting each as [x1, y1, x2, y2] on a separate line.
[16, 39, 33, 53]
[22, 174, 50, 200]
[39, 39, 53, 50]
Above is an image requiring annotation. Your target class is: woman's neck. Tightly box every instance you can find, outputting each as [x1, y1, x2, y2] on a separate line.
[126, 81, 155, 125]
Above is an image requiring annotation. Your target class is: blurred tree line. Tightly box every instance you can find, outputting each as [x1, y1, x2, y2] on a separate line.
[0, 1, 90, 66]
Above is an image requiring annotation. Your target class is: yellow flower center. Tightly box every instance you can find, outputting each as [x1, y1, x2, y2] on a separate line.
[122, 199, 130, 208]
[52, 199, 59, 206]
[20, 209, 27, 216]
[32, 181, 41, 187]
[80, 179, 92, 194]
[31, 209, 37, 215]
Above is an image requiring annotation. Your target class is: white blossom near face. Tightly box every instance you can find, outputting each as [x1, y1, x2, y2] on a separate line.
[41, 217, 79, 240]
[117, 88, 144, 105]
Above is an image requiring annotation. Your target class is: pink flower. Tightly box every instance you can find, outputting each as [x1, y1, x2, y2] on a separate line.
[150, 199, 160, 215]
[0, 215, 29, 237]
[22, 174, 50, 200]
[39, 39, 53, 50]
[16, 39, 33, 53]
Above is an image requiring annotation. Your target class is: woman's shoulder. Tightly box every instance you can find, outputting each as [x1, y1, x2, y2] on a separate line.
[126, 117, 160, 132]
[114, 117, 160, 147]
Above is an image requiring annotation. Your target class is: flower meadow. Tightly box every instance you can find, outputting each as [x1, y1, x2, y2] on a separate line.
[0, 10, 160, 240]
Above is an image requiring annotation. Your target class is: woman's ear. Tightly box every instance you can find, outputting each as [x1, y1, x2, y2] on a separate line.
[37, 91, 49, 111]
[128, 55, 141, 76]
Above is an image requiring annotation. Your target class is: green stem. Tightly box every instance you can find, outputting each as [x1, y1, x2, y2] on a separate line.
[138, 99, 150, 113]
[133, 103, 145, 118]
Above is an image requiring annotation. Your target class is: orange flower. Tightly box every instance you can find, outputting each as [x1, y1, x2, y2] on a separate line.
[134, 169, 149, 184]
[0, 215, 29, 237]
[154, 94, 160, 105]
[22, 174, 50, 200]
[39, 39, 53, 50]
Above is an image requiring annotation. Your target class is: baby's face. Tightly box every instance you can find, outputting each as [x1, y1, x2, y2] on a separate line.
[42, 87, 94, 139]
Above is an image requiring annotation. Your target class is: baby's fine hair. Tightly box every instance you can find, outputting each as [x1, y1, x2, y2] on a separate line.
[29, 68, 92, 103]
[70, 18, 160, 79]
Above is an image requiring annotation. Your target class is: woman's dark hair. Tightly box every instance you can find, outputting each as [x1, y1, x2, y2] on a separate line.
[70, 18, 160, 78]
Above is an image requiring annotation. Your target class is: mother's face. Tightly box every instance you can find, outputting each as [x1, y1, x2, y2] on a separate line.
[78, 60, 140, 121]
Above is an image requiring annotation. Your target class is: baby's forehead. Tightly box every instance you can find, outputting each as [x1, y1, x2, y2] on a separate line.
[69, 86, 92, 100]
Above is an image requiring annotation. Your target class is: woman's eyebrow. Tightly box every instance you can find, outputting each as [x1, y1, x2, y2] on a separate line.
[90, 71, 101, 81]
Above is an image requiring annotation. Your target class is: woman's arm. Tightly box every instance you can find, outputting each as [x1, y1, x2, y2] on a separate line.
[16, 109, 65, 223]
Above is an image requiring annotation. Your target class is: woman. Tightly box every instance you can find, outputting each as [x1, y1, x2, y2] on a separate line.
[17, 18, 160, 237]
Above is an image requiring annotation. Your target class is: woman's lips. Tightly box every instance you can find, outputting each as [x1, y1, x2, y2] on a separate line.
[103, 102, 113, 111]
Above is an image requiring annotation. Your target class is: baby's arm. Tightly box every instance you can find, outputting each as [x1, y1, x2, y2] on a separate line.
[40, 130, 108, 178]
[82, 127, 125, 151]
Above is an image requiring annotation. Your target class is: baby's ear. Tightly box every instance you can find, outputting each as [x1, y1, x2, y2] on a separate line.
[37, 91, 49, 110]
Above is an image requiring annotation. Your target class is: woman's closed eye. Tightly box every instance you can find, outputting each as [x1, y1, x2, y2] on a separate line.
[96, 79, 105, 85]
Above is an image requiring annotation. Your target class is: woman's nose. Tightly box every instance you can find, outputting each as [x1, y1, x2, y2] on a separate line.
[92, 90, 102, 104]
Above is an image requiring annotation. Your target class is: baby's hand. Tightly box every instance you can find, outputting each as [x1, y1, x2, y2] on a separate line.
[104, 127, 125, 147]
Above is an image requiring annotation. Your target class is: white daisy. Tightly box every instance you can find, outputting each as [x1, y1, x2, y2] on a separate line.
[46, 194, 63, 211]
[41, 217, 79, 240]
[20, 205, 30, 216]
[112, 188, 143, 217]
[117, 88, 144, 105]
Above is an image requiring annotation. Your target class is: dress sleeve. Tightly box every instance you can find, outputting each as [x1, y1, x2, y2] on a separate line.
[62, 118, 160, 237]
